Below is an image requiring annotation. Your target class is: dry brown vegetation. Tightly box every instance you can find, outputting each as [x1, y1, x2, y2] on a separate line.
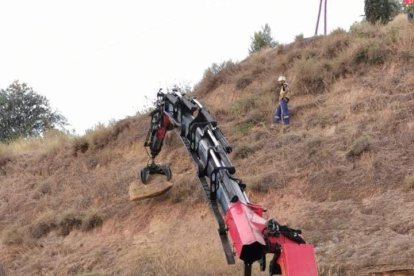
[1, 15, 414, 275]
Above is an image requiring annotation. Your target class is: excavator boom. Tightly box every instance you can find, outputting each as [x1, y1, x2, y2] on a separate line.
[140, 88, 318, 275]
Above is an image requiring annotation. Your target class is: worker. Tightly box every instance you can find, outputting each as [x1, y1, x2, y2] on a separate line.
[272, 75, 290, 126]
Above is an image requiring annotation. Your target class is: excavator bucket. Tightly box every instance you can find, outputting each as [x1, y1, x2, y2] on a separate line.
[129, 163, 173, 201]
[140, 163, 172, 184]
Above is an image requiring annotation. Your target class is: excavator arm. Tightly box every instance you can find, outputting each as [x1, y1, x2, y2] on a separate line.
[140, 88, 318, 276]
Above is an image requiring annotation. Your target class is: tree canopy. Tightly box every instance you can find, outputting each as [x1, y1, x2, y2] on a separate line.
[0, 81, 67, 142]
[365, 0, 401, 24]
[249, 24, 277, 54]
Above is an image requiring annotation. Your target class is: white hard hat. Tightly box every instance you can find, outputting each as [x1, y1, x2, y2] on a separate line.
[278, 75, 286, 82]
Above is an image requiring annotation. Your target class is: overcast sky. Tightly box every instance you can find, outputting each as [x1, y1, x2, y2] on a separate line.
[0, 0, 364, 134]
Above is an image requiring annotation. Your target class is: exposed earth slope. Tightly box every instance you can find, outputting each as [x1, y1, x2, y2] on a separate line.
[1, 15, 414, 275]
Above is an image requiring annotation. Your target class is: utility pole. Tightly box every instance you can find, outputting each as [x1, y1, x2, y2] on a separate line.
[315, 0, 328, 36]
[315, 0, 323, 36]
[324, 0, 328, 35]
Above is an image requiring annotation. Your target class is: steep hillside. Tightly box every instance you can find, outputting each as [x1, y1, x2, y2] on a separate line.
[1, 15, 414, 275]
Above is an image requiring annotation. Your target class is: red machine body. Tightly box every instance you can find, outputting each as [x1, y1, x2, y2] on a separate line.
[276, 242, 318, 276]
[226, 201, 317, 275]
[226, 202, 267, 263]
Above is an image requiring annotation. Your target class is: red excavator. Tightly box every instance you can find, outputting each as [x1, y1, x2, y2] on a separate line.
[140, 88, 318, 276]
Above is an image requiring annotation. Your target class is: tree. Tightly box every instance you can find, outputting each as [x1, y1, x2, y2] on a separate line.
[365, 0, 402, 24]
[0, 81, 67, 142]
[249, 24, 277, 54]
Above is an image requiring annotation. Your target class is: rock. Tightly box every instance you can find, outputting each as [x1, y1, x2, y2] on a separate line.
[128, 180, 173, 201]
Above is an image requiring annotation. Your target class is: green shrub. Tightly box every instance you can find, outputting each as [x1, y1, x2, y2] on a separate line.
[0, 81, 67, 142]
[249, 24, 277, 54]
[365, 0, 401, 24]
[347, 136, 371, 158]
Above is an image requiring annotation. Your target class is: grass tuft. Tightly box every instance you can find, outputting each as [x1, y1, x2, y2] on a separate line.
[347, 135, 371, 158]
[82, 210, 104, 231]
[2, 227, 24, 245]
[236, 76, 253, 90]
[404, 175, 414, 190]
[233, 143, 255, 160]
[247, 172, 283, 193]
[35, 181, 51, 195]
[234, 122, 254, 135]
[57, 210, 83, 236]
[170, 177, 203, 204]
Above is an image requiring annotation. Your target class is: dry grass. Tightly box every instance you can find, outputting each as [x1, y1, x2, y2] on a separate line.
[245, 171, 285, 193]
[194, 60, 241, 96]
[232, 143, 255, 160]
[347, 135, 372, 158]
[169, 175, 204, 204]
[2, 16, 414, 275]
[1, 227, 24, 246]
[81, 209, 104, 231]
[72, 118, 134, 156]
[0, 130, 71, 157]
[404, 175, 414, 190]
[29, 209, 57, 239]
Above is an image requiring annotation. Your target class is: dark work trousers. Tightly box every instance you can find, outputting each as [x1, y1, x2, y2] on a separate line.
[273, 99, 289, 125]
